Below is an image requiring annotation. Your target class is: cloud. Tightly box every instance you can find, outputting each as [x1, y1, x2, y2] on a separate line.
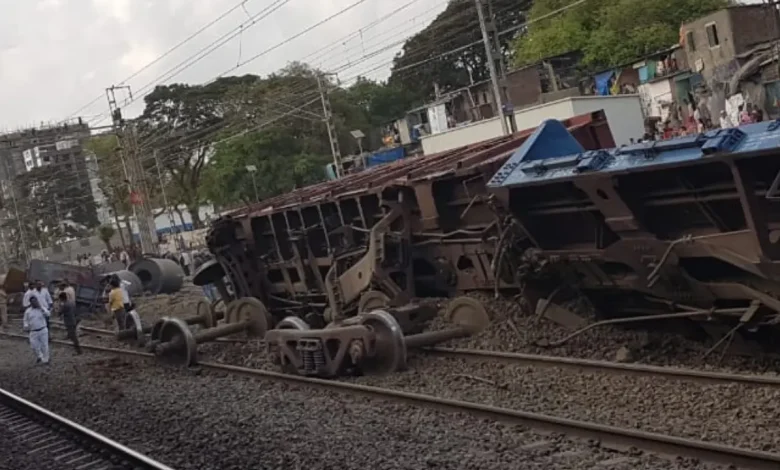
[0, 0, 446, 129]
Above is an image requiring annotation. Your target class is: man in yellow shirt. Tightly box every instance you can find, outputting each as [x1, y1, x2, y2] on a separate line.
[107, 277, 126, 330]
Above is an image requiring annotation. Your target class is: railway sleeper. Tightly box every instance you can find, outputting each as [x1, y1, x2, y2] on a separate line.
[265, 296, 490, 378]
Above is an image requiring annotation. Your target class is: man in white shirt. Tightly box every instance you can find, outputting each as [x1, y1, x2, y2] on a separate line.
[23, 296, 50, 365]
[35, 281, 53, 309]
[22, 282, 35, 309]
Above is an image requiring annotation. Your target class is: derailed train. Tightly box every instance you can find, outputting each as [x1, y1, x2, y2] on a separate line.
[190, 111, 780, 376]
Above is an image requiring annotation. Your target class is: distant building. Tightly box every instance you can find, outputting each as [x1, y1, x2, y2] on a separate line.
[680, 4, 780, 119]
[0, 119, 98, 255]
[681, 4, 780, 84]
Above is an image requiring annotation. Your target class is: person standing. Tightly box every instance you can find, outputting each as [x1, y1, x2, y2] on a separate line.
[59, 280, 76, 304]
[108, 277, 126, 331]
[23, 296, 50, 365]
[57, 292, 82, 355]
[35, 281, 53, 310]
[35, 281, 53, 341]
[719, 110, 734, 129]
[22, 282, 35, 310]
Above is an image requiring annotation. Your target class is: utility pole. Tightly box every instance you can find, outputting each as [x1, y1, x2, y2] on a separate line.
[106, 85, 135, 248]
[106, 85, 156, 255]
[475, 0, 510, 136]
[127, 123, 157, 254]
[317, 73, 344, 178]
[153, 150, 178, 237]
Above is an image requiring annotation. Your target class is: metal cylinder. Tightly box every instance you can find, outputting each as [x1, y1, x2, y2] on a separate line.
[194, 322, 248, 343]
[116, 325, 152, 340]
[129, 258, 184, 295]
[404, 327, 469, 350]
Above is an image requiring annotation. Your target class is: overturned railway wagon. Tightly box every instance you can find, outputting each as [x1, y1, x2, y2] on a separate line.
[180, 115, 780, 376]
[488, 119, 780, 350]
[199, 112, 614, 327]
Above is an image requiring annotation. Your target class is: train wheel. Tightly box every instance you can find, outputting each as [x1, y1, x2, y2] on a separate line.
[358, 290, 390, 313]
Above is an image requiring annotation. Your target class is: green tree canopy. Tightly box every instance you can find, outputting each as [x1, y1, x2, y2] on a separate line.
[512, 0, 728, 68]
[389, 0, 530, 103]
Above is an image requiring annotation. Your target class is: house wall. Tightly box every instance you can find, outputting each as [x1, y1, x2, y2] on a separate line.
[505, 66, 543, 108]
[420, 95, 644, 154]
[730, 6, 780, 53]
[570, 95, 645, 145]
[638, 79, 674, 120]
[682, 6, 779, 83]
[682, 9, 736, 81]
[420, 117, 504, 155]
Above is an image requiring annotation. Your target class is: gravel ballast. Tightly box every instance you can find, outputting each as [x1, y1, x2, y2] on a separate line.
[0, 339, 719, 470]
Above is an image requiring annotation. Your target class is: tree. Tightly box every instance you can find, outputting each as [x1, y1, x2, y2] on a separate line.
[389, 0, 530, 103]
[97, 224, 116, 251]
[85, 134, 131, 247]
[136, 76, 257, 228]
[512, 0, 728, 68]
[202, 130, 330, 207]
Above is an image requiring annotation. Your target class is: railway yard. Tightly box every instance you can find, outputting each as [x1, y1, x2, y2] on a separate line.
[2, 287, 780, 469]
[6, 117, 780, 469]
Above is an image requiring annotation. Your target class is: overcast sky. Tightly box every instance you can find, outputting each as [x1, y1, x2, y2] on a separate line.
[0, 0, 448, 130]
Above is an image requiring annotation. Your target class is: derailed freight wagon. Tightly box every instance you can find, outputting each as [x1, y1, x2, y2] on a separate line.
[188, 112, 615, 375]
[197, 112, 614, 325]
[487, 119, 780, 352]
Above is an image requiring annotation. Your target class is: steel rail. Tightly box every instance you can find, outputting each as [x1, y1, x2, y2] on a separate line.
[3, 333, 780, 469]
[43, 321, 780, 387]
[0, 385, 175, 470]
[12, 320, 780, 385]
[422, 347, 780, 387]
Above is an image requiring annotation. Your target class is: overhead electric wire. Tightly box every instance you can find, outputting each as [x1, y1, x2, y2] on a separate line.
[125, 0, 294, 108]
[62, 0, 255, 121]
[97, 0, 584, 176]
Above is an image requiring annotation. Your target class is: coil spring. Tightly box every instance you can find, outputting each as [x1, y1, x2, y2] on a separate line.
[298, 339, 325, 373]
[300, 349, 326, 372]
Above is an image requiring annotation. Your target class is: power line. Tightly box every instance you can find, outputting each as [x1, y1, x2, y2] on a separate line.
[63, 0, 255, 121]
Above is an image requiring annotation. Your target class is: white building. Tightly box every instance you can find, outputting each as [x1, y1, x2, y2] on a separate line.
[420, 95, 645, 155]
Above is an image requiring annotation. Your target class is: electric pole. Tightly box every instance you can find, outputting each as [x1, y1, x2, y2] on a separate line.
[153, 150, 178, 235]
[127, 123, 157, 254]
[475, 0, 510, 136]
[106, 85, 156, 255]
[317, 73, 343, 178]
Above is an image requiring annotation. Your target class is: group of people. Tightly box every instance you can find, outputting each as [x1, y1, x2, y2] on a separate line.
[75, 249, 131, 267]
[21, 280, 81, 365]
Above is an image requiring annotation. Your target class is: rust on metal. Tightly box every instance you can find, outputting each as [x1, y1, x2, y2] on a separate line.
[202, 111, 615, 327]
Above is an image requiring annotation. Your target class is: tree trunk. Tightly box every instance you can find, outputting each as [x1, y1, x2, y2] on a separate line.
[188, 205, 202, 229]
[174, 207, 186, 231]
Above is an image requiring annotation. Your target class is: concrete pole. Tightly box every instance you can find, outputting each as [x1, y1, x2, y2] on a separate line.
[475, 0, 509, 136]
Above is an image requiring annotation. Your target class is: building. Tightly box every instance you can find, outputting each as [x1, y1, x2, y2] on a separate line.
[680, 4, 780, 120]
[0, 119, 98, 257]
[419, 95, 644, 155]
[681, 4, 780, 84]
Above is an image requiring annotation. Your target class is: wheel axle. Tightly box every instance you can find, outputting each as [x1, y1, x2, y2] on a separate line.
[264, 297, 490, 378]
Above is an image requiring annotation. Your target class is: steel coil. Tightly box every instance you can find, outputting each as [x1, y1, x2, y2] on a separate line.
[128, 258, 184, 295]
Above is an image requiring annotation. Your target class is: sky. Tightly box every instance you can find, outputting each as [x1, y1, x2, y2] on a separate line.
[0, 0, 448, 130]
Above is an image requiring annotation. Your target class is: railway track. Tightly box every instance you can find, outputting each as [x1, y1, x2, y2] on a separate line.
[0, 384, 173, 470]
[3, 332, 780, 469]
[44, 321, 780, 388]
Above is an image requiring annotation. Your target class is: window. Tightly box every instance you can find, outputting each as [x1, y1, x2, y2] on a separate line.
[706, 23, 719, 47]
[686, 31, 695, 52]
